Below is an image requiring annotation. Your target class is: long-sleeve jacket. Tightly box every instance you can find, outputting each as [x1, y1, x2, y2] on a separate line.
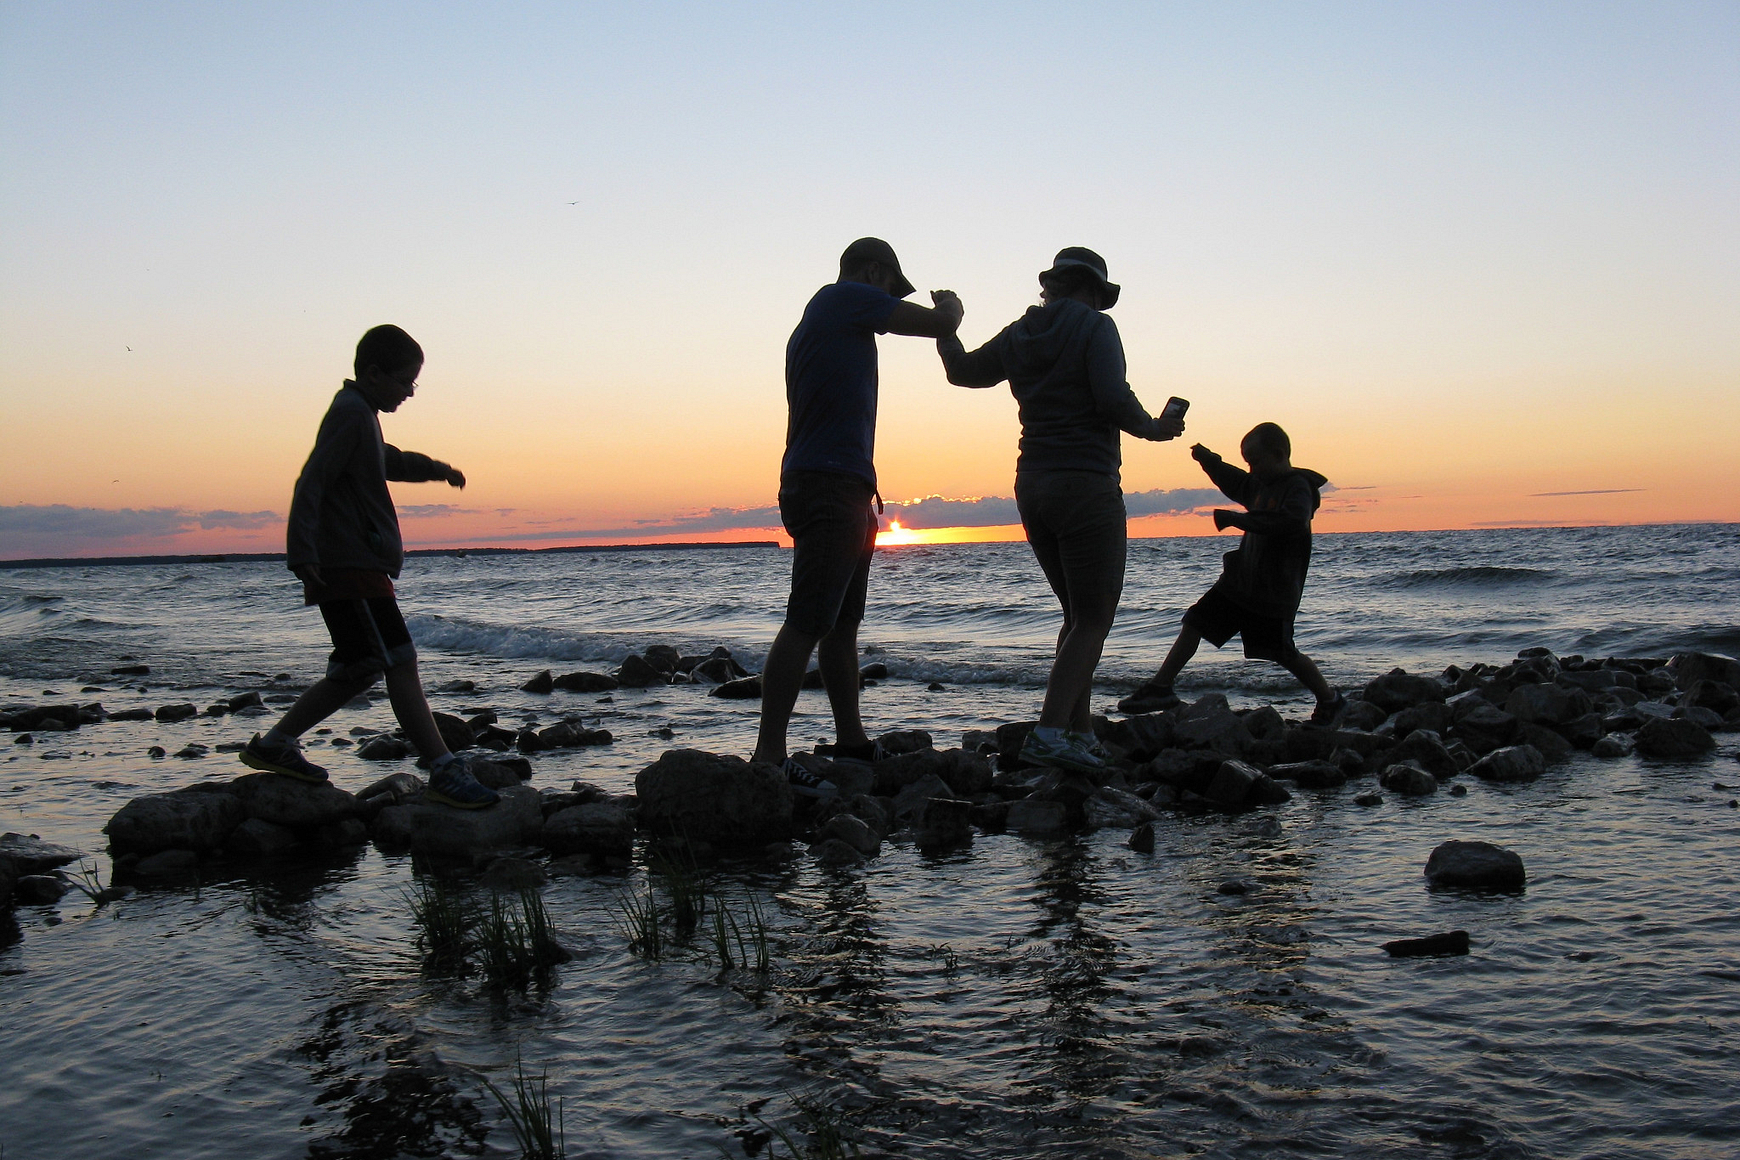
[284, 382, 450, 578]
[1199, 452, 1329, 614]
[937, 298, 1165, 479]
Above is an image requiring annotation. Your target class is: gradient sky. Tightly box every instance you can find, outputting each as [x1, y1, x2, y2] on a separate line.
[2, 2, 1736, 558]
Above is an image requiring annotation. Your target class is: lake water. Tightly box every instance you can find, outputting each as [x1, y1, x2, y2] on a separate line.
[1, 523, 1737, 1158]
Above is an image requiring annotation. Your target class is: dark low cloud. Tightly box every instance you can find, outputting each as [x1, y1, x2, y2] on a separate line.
[196, 509, 279, 529]
[1530, 489, 1644, 497]
[397, 504, 490, 519]
[0, 503, 283, 558]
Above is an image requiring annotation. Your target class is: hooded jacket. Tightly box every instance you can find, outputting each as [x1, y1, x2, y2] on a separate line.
[1198, 452, 1329, 615]
[284, 383, 450, 578]
[937, 298, 1166, 478]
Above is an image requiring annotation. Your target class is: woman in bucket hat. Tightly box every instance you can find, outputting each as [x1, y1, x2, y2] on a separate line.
[933, 248, 1184, 773]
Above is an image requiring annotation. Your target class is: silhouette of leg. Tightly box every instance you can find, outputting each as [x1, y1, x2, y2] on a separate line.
[384, 661, 452, 763]
[1281, 650, 1335, 703]
[1152, 626, 1204, 688]
[269, 674, 374, 739]
[752, 622, 820, 764]
[816, 622, 870, 749]
[1040, 612, 1114, 729]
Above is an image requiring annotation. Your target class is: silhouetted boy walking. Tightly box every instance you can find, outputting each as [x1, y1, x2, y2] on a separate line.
[1120, 422, 1345, 723]
[239, 324, 499, 807]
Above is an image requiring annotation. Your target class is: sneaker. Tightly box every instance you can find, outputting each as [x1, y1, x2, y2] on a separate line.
[1309, 692, 1348, 728]
[1117, 682, 1180, 715]
[240, 733, 329, 784]
[828, 739, 888, 769]
[1066, 729, 1111, 760]
[425, 757, 500, 810]
[782, 756, 839, 801]
[1020, 727, 1106, 774]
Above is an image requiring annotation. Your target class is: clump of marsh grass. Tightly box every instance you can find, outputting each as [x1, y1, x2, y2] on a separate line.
[754, 1090, 860, 1160]
[709, 893, 772, 975]
[407, 876, 473, 973]
[67, 859, 122, 906]
[647, 848, 707, 935]
[617, 883, 665, 960]
[477, 888, 569, 989]
[482, 1053, 565, 1159]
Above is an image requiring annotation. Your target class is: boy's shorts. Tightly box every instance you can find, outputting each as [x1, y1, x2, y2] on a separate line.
[318, 597, 417, 683]
[779, 470, 878, 637]
[1183, 585, 1298, 663]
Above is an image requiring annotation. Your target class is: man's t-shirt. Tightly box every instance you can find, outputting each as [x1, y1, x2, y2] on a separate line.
[781, 280, 900, 488]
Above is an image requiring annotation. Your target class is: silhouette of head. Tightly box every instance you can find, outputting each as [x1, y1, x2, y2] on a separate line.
[1241, 422, 1292, 473]
[839, 237, 916, 299]
[353, 324, 423, 412]
[1039, 247, 1120, 309]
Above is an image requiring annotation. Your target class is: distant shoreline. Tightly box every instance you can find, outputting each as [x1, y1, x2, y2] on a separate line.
[0, 540, 782, 571]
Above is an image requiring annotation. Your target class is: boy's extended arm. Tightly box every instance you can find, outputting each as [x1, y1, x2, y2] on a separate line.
[384, 445, 464, 487]
[1086, 317, 1176, 441]
[1216, 477, 1314, 535]
[1196, 449, 1255, 507]
[285, 406, 362, 569]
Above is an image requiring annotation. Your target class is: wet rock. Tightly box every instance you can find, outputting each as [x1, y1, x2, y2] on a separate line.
[1558, 711, 1606, 749]
[968, 799, 1010, 834]
[1383, 930, 1470, 957]
[356, 735, 411, 761]
[133, 848, 200, 876]
[1591, 732, 1635, 758]
[821, 812, 880, 857]
[106, 707, 154, 721]
[536, 721, 612, 749]
[355, 772, 425, 805]
[105, 789, 244, 855]
[370, 785, 544, 856]
[710, 675, 763, 700]
[915, 797, 974, 851]
[690, 656, 736, 684]
[1392, 701, 1452, 737]
[813, 838, 865, 867]
[1354, 791, 1384, 807]
[1204, 760, 1289, 809]
[430, 712, 475, 751]
[892, 773, 957, 823]
[542, 801, 634, 858]
[1425, 840, 1526, 891]
[1673, 705, 1725, 730]
[1634, 716, 1716, 759]
[174, 744, 208, 759]
[1506, 683, 1594, 728]
[1558, 669, 1623, 692]
[1243, 705, 1286, 741]
[154, 702, 199, 723]
[14, 874, 69, 905]
[1685, 679, 1740, 716]
[642, 644, 682, 674]
[1363, 670, 1445, 713]
[1007, 798, 1068, 834]
[463, 757, 527, 791]
[521, 669, 555, 694]
[873, 747, 992, 797]
[147, 745, 166, 758]
[1098, 713, 1175, 761]
[1451, 703, 1520, 755]
[1389, 729, 1460, 780]
[1671, 652, 1740, 692]
[1469, 744, 1546, 783]
[1340, 699, 1389, 732]
[225, 817, 301, 856]
[112, 663, 150, 676]
[1128, 821, 1156, 853]
[315, 817, 369, 847]
[860, 661, 889, 680]
[961, 729, 998, 753]
[1380, 763, 1438, 796]
[1175, 710, 1256, 757]
[1516, 722, 1573, 762]
[552, 670, 618, 693]
[481, 856, 548, 891]
[633, 750, 793, 844]
[995, 720, 1038, 763]
[872, 729, 931, 756]
[1266, 760, 1346, 789]
[0, 833, 80, 874]
[615, 654, 667, 687]
[230, 772, 360, 826]
[1083, 786, 1161, 828]
[1, 704, 84, 731]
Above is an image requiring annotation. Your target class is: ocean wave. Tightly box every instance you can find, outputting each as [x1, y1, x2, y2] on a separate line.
[1378, 566, 1556, 589]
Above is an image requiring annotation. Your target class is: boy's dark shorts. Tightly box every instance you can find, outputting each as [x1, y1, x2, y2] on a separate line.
[1183, 585, 1298, 663]
[318, 597, 418, 683]
[780, 469, 878, 637]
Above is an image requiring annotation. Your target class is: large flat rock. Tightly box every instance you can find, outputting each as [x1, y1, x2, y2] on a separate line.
[370, 785, 544, 857]
[633, 749, 793, 844]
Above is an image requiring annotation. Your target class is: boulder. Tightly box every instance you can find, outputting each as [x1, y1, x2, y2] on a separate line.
[615, 654, 666, 687]
[466, 757, 529, 790]
[787, 752, 871, 800]
[875, 729, 933, 756]
[370, 785, 545, 856]
[643, 644, 682, 674]
[1469, 744, 1546, 783]
[633, 750, 793, 844]
[1451, 703, 1519, 754]
[914, 797, 974, 851]
[225, 817, 301, 856]
[1083, 787, 1161, 829]
[0, 855, 15, 908]
[542, 801, 634, 857]
[893, 773, 958, 823]
[691, 656, 736, 684]
[1383, 930, 1471, 958]
[356, 772, 425, 805]
[1424, 840, 1526, 891]
[1634, 716, 1716, 759]
[14, 874, 69, 906]
[1098, 713, 1175, 760]
[710, 676, 763, 700]
[155, 703, 199, 723]
[536, 721, 612, 749]
[1363, 670, 1445, 713]
[1685, 679, 1740, 716]
[821, 812, 880, 857]
[105, 789, 244, 856]
[430, 712, 475, 752]
[873, 747, 992, 797]
[1175, 710, 1255, 757]
[552, 671, 618, 693]
[1006, 798, 1068, 835]
[1505, 684, 1593, 728]
[1128, 822, 1156, 854]
[1558, 712, 1606, 749]
[521, 669, 555, 694]
[1265, 760, 1346, 789]
[356, 735, 411, 761]
[1380, 763, 1438, 796]
[481, 857, 548, 891]
[1204, 760, 1289, 809]
[229, 772, 360, 826]
[1389, 729, 1460, 781]
[1, 704, 84, 732]
[315, 818, 369, 847]
[968, 799, 1011, 833]
[1557, 669, 1619, 692]
[1243, 705, 1286, 741]
[1671, 653, 1740, 692]
[0, 833, 80, 875]
[1515, 722, 1573, 763]
[1393, 701, 1452, 737]
[133, 849, 200, 876]
[1591, 732, 1635, 758]
[812, 838, 865, 867]
[995, 721, 1038, 763]
[1340, 699, 1389, 732]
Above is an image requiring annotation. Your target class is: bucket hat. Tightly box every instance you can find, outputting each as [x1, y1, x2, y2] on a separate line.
[1040, 246, 1119, 308]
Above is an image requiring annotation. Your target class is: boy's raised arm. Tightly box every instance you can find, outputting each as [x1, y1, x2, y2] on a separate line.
[1192, 444, 1254, 506]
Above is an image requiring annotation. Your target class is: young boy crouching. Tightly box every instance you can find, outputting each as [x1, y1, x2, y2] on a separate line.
[1120, 422, 1345, 724]
[239, 324, 499, 808]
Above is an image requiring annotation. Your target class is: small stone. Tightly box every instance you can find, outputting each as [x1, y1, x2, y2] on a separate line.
[813, 837, 865, 867]
[1354, 791, 1384, 807]
[14, 874, 70, 905]
[552, 670, 617, 693]
[1006, 798, 1067, 834]
[710, 675, 763, 700]
[1425, 840, 1525, 891]
[154, 703, 198, 723]
[356, 735, 411, 761]
[1469, 744, 1546, 783]
[1217, 878, 1249, 895]
[1382, 930, 1470, 957]
[1592, 732, 1635, 758]
[1128, 821, 1155, 853]
[1449, 783, 1467, 796]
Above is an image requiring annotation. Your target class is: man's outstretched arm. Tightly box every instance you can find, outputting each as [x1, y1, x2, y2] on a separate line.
[884, 289, 964, 338]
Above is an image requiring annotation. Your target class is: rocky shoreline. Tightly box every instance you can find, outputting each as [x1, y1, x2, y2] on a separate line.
[2, 646, 1737, 919]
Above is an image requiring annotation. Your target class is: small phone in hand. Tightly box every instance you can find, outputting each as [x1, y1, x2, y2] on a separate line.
[1160, 396, 1189, 422]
